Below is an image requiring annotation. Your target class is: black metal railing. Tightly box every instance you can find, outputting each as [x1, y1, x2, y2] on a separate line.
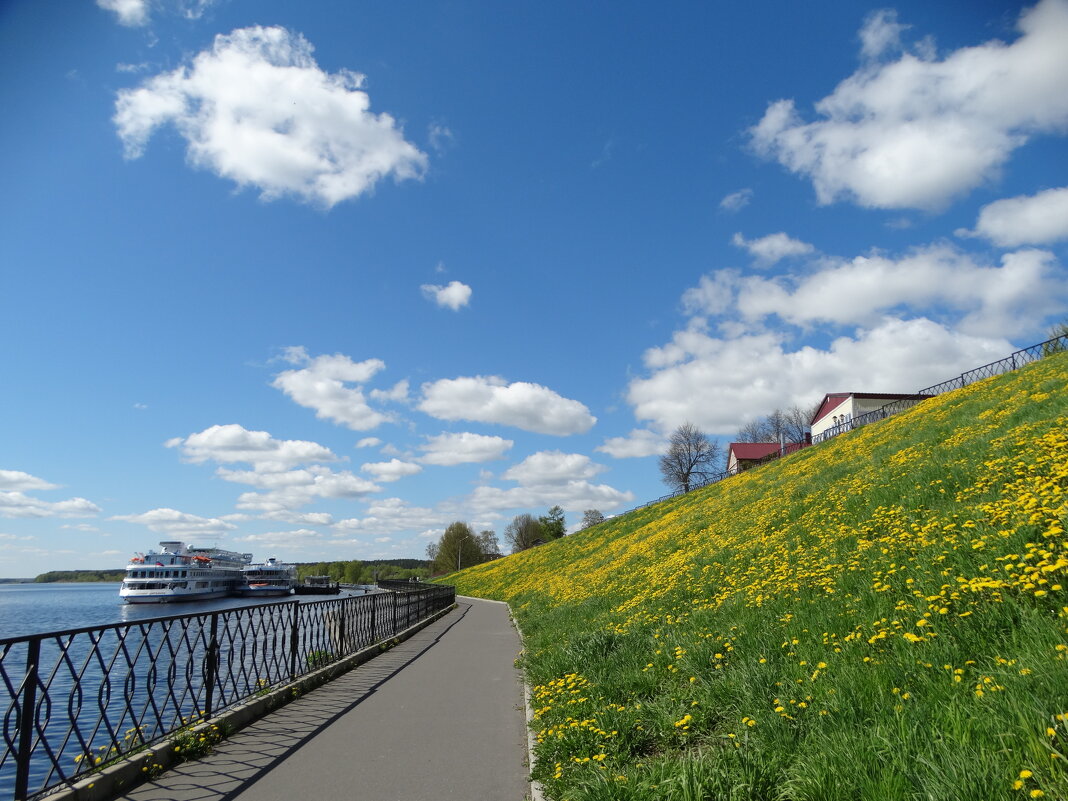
[0, 584, 455, 801]
[611, 332, 1068, 519]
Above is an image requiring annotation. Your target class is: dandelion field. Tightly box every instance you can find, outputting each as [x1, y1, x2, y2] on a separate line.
[446, 353, 1068, 800]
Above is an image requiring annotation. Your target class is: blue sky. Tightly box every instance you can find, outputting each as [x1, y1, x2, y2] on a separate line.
[2, 0, 1066, 576]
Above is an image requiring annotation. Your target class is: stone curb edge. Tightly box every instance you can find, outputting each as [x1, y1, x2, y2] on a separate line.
[51, 603, 457, 801]
[457, 595, 545, 801]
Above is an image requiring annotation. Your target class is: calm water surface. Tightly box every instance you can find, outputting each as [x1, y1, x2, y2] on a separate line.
[0, 582, 367, 640]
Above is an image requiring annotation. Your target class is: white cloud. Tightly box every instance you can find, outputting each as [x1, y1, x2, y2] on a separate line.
[731, 246, 1065, 338]
[361, 459, 423, 482]
[0, 470, 59, 491]
[421, 280, 472, 311]
[597, 429, 667, 459]
[751, 0, 1068, 210]
[355, 437, 382, 449]
[114, 26, 427, 207]
[859, 9, 909, 60]
[334, 497, 443, 535]
[627, 318, 1012, 436]
[260, 510, 334, 526]
[166, 424, 337, 470]
[272, 349, 395, 431]
[719, 188, 753, 211]
[234, 528, 321, 547]
[419, 376, 596, 435]
[111, 508, 236, 537]
[0, 492, 101, 519]
[502, 451, 605, 486]
[960, 187, 1068, 247]
[97, 0, 149, 27]
[731, 232, 815, 266]
[222, 467, 380, 512]
[418, 432, 513, 466]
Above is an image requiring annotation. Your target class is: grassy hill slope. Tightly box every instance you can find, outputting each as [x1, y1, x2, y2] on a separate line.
[448, 352, 1068, 801]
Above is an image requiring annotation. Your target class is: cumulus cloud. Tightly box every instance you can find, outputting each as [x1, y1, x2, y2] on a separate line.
[731, 232, 815, 266]
[355, 437, 382, 449]
[334, 497, 444, 535]
[418, 432, 513, 466]
[421, 280, 472, 310]
[166, 424, 337, 470]
[111, 508, 236, 537]
[727, 246, 1066, 338]
[597, 429, 667, 459]
[0, 470, 59, 492]
[470, 451, 633, 515]
[221, 467, 379, 512]
[97, 0, 149, 27]
[627, 318, 1013, 435]
[719, 188, 753, 212]
[419, 376, 596, 435]
[751, 0, 1068, 210]
[272, 348, 395, 431]
[234, 528, 321, 547]
[0, 492, 101, 519]
[859, 9, 909, 60]
[361, 458, 423, 482]
[959, 187, 1068, 247]
[114, 26, 427, 207]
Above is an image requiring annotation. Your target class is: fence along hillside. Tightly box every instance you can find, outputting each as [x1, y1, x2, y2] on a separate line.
[446, 348, 1068, 801]
[620, 331, 1068, 516]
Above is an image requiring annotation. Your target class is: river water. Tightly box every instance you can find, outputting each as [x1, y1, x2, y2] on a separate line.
[0, 582, 381, 800]
[0, 582, 372, 641]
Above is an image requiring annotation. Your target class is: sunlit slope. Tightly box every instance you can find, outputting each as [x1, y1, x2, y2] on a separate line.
[450, 352, 1068, 801]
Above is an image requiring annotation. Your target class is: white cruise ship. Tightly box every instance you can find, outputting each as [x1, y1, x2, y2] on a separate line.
[119, 541, 254, 604]
[239, 557, 297, 598]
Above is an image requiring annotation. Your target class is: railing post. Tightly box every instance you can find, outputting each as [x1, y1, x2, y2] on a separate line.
[369, 595, 377, 643]
[204, 613, 219, 720]
[338, 602, 348, 655]
[15, 637, 41, 801]
[392, 591, 398, 635]
[289, 601, 300, 680]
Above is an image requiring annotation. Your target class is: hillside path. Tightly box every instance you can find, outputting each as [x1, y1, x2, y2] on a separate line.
[116, 598, 531, 801]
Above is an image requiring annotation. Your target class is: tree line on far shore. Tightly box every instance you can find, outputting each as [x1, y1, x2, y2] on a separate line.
[425, 506, 608, 575]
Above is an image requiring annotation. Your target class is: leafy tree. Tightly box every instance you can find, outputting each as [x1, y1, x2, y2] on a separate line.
[430, 521, 484, 574]
[538, 505, 567, 540]
[477, 530, 501, 555]
[504, 513, 542, 553]
[580, 509, 606, 529]
[659, 422, 721, 493]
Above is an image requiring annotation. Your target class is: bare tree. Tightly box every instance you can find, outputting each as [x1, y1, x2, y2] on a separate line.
[477, 530, 501, 555]
[737, 406, 813, 444]
[659, 423, 721, 493]
[504, 513, 542, 553]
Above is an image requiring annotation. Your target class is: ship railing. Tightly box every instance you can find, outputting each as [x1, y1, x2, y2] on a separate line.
[0, 584, 456, 801]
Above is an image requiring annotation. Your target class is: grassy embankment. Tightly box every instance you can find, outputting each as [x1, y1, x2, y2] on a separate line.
[445, 352, 1068, 800]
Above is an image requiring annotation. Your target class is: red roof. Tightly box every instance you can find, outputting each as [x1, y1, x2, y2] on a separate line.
[728, 442, 782, 461]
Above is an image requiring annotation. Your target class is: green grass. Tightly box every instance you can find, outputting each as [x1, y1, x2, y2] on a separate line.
[445, 352, 1068, 800]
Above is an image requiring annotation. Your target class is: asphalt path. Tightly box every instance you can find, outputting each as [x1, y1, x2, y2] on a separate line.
[117, 598, 530, 801]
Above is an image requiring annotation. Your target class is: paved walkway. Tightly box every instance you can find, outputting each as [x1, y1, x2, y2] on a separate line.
[118, 598, 530, 801]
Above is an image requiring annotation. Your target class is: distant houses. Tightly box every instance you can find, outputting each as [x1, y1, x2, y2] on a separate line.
[728, 391, 933, 474]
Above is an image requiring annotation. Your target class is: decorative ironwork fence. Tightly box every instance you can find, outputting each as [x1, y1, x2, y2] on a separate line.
[616, 332, 1068, 517]
[0, 584, 455, 801]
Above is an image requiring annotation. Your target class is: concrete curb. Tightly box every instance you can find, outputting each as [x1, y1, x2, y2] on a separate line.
[51, 603, 457, 801]
[457, 595, 545, 801]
